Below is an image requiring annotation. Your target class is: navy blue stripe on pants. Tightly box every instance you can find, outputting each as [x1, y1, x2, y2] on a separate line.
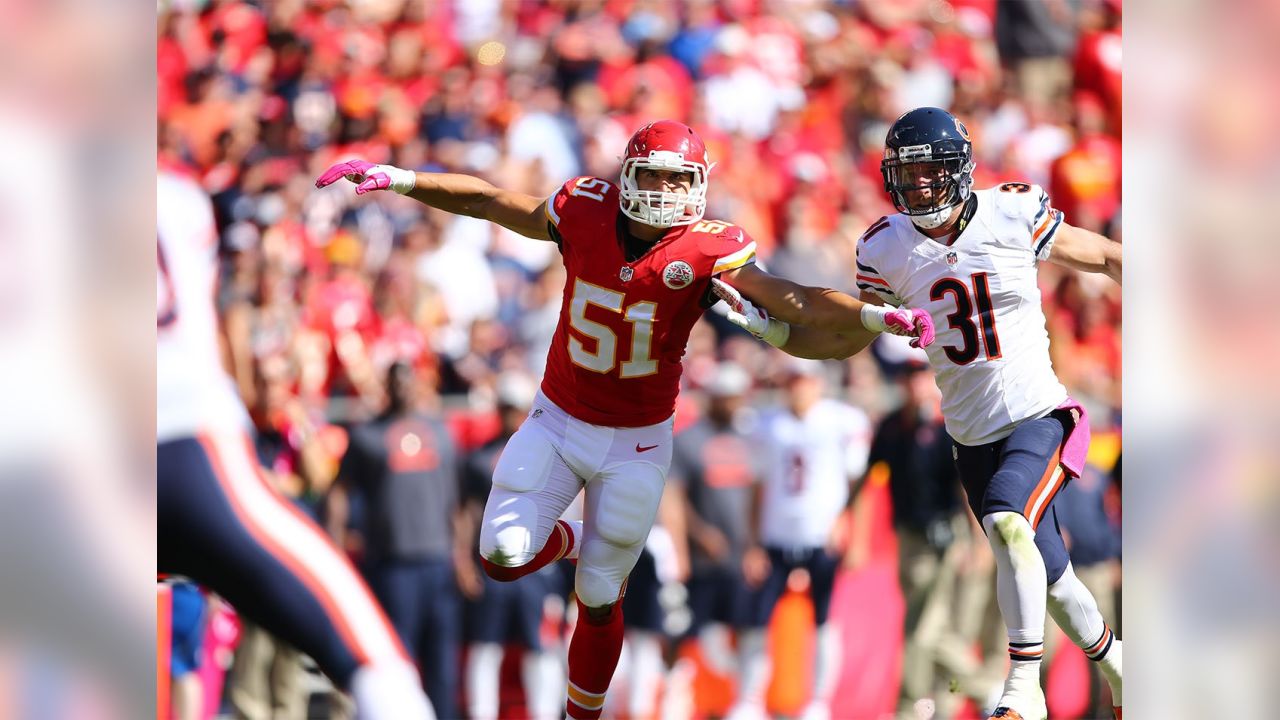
[159, 435, 371, 688]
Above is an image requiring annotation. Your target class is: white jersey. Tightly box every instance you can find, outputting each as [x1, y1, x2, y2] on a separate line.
[855, 183, 1068, 446]
[157, 172, 250, 441]
[756, 399, 870, 548]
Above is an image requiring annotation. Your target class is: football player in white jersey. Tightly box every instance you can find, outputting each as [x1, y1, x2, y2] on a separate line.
[157, 170, 435, 720]
[729, 358, 870, 720]
[713, 107, 1123, 720]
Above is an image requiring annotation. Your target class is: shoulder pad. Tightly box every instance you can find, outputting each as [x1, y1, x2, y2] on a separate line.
[990, 181, 1046, 220]
[857, 216, 894, 245]
[693, 220, 758, 274]
[548, 176, 618, 227]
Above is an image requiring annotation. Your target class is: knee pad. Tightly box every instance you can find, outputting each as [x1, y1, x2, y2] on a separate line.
[983, 511, 1036, 552]
[594, 467, 664, 548]
[491, 424, 556, 494]
[478, 493, 540, 567]
[575, 537, 644, 608]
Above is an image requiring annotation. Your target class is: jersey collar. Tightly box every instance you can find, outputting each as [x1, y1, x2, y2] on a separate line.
[615, 212, 687, 263]
[918, 194, 979, 248]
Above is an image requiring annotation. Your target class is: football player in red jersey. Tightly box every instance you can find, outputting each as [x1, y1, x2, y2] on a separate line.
[317, 120, 935, 720]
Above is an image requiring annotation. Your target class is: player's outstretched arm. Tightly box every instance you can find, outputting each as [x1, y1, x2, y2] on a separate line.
[712, 277, 934, 356]
[762, 291, 910, 359]
[1046, 222, 1122, 285]
[315, 159, 552, 241]
[714, 264, 934, 349]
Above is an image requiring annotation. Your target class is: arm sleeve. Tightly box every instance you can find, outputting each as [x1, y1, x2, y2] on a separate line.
[544, 181, 573, 252]
[854, 245, 903, 305]
[1027, 185, 1065, 262]
[996, 183, 1065, 262]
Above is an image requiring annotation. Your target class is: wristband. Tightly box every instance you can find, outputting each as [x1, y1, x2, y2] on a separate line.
[760, 318, 791, 348]
[372, 164, 417, 194]
[860, 303, 894, 333]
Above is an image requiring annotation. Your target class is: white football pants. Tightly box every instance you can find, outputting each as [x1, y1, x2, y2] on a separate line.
[478, 391, 673, 608]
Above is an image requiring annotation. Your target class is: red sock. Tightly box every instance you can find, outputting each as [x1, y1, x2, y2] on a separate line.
[565, 598, 625, 720]
[481, 519, 574, 582]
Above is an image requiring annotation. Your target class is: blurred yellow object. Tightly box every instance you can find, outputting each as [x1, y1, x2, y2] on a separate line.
[476, 41, 506, 66]
[325, 230, 363, 268]
[1087, 430, 1121, 473]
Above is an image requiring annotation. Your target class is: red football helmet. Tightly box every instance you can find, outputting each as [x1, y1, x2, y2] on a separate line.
[619, 120, 714, 228]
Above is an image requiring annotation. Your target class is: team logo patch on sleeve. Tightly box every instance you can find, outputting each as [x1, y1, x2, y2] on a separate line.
[662, 260, 694, 289]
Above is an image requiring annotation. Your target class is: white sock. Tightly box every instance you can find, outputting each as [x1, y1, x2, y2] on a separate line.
[350, 661, 436, 720]
[1098, 638, 1122, 706]
[628, 631, 665, 719]
[698, 623, 737, 675]
[1046, 563, 1122, 704]
[465, 643, 503, 720]
[523, 649, 563, 720]
[562, 519, 584, 560]
[735, 627, 771, 708]
[811, 623, 842, 706]
[983, 512, 1047, 716]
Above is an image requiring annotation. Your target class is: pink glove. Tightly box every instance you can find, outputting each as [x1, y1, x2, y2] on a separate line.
[885, 307, 936, 349]
[315, 159, 410, 195]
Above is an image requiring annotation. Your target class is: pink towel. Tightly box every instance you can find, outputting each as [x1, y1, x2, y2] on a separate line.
[1056, 398, 1092, 478]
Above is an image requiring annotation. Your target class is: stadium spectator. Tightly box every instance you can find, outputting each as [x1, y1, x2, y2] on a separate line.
[668, 362, 761, 678]
[1045, 460, 1123, 716]
[460, 372, 566, 720]
[730, 358, 871, 720]
[330, 362, 469, 719]
[856, 358, 993, 717]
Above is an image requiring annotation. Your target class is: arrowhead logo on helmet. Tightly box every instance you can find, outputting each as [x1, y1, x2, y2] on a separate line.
[619, 120, 716, 229]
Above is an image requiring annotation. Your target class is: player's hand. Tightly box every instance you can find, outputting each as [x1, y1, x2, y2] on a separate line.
[696, 526, 731, 562]
[711, 278, 770, 336]
[315, 159, 414, 195]
[742, 545, 771, 588]
[455, 560, 484, 600]
[711, 278, 791, 347]
[884, 307, 936, 349]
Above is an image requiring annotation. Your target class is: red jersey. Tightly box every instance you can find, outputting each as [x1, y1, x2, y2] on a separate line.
[541, 176, 757, 427]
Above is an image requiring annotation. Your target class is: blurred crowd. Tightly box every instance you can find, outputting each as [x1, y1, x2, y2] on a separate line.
[157, 0, 1121, 423]
[157, 0, 1122, 717]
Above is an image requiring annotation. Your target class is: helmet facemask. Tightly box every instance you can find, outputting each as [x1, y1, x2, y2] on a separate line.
[619, 150, 710, 228]
[881, 145, 975, 230]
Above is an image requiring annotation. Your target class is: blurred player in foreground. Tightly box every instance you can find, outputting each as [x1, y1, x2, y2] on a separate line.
[715, 107, 1123, 720]
[157, 170, 435, 719]
[317, 119, 935, 719]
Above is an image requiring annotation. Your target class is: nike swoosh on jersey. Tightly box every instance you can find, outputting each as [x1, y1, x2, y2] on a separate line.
[635, 443, 659, 453]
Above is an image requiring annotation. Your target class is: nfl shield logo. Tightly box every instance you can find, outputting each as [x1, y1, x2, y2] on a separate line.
[619, 266, 634, 282]
[945, 251, 958, 267]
